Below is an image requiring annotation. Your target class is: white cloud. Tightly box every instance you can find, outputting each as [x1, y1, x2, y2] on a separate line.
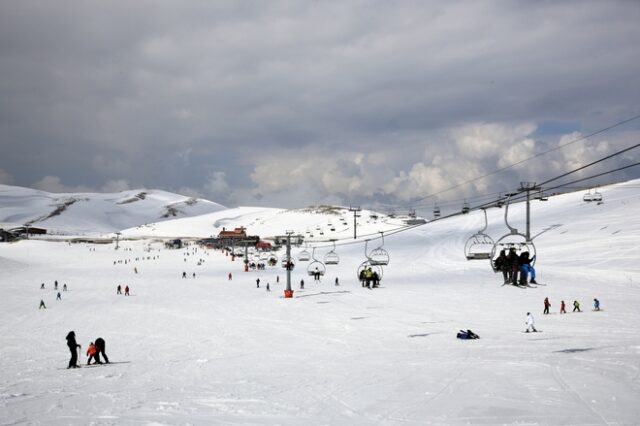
[32, 176, 93, 193]
[0, 168, 14, 184]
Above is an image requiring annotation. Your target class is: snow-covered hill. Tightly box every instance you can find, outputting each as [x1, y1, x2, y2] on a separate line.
[1, 179, 639, 425]
[0, 185, 226, 234]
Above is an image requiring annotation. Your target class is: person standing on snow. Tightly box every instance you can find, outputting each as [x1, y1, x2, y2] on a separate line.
[56, 292, 62, 301]
[66, 331, 81, 368]
[573, 300, 581, 312]
[124, 285, 130, 296]
[335, 277, 339, 286]
[94, 337, 110, 364]
[543, 297, 551, 315]
[39, 299, 46, 309]
[256, 278, 260, 288]
[63, 283, 67, 291]
[117, 284, 122, 294]
[593, 298, 600, 311]
[525, 312, 537, 333]
[86, 342, 97, 365]
[560, 300, 566, 314]
[300, 279, 304, 289]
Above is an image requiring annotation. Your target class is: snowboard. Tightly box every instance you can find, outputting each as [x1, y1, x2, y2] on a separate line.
[521, 330, 542, 333]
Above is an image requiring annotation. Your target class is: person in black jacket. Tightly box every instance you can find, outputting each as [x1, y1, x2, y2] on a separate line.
[507, 248, 520, 285]
[494, 250, 509, 283]
[66, 331, 81, 369]
[94, 337, 110, 364]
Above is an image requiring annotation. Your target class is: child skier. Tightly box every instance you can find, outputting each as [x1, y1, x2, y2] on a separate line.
[525, 312, 537, 333]
[560, 300, 566, 314]
[86, 342, 97, 365]
[573, 300, 581, 312]
[543, 297, 550, 315]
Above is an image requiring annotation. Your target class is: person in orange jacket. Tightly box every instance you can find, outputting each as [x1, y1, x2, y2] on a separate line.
[87, 342, 97, 365]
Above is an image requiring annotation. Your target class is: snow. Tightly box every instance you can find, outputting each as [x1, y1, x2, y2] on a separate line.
[1, 180, 640, 425]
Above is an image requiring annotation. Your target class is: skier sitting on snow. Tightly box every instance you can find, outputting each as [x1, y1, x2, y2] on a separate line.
[456, 329, 480, 339]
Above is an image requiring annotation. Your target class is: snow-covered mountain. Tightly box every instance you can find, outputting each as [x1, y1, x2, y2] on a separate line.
[1, 179, 639, 425]
[0, 184, 226, 234]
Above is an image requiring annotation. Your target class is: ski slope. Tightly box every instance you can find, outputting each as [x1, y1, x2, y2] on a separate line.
[1, 180, 639, 425]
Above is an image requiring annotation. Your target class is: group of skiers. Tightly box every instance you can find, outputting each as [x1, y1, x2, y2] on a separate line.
[359, 267, 381, 289]
[543, 297, 600, 314]
[494, 248, 537, 286]
[116, 284, 130, 296]
[65, 331, 109, 368]
[38, 280, 68, 309]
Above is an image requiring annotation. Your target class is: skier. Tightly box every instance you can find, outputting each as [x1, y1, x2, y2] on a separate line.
[124, 285, 130, 296]
[335, 277, 339, 286]
[192, 272, 196, 279]
[266, 282, 270, 291]
[573, 300, 581, 312]
[300, 279, 304, 289]
[543, 297, 550, 315]
[560, 300, 566, 314]
[525, 312, 537, 333]
[593, 298, 600, 311]
[39, 299, 46, 309]
[256, 278, 260, 288]
[117, 284, 122, 295]
[276, 275, 280, 284]
[66, 331, 81, 369]
[182, 271, 187, 279]
[40, 283, 45, 289]
[63, 283, 67, 291]
[494, 249, 509, 283]
[228, 272, 232, 281]
[86, 342, 97, 365]
[134, 267, 138, 274]
[54, 280, 58, 290]
[56, 292, 62, 301]
[94, 337, 110, 364]
[519, 252, 537, 284]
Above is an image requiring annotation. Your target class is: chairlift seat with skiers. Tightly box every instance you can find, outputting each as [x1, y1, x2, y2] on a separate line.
[357, 260, 384, 281]
[306, 248, 326, 276]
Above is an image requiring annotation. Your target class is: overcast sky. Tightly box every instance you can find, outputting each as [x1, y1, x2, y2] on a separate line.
[1, 1, 639, 213]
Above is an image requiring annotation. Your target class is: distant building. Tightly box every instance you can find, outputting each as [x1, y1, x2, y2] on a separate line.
[164, 239, 183, 249]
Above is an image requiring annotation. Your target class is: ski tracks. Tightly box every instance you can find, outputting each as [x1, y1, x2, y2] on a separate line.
[550, 364, 612, 425]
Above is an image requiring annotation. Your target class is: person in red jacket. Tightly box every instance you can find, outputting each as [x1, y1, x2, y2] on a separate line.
[124, 285, 130, 296]
[560, 300, 566, 314]
[86, 342, 97, 365]
[543, 297, 551, 315]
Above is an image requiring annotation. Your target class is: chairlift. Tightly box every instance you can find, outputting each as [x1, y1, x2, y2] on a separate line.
[259, 251, 270, 261]
[433, 205, 441, 219]
[281, 254, 295, 271]
[267, 253, 278, 267]
[367, 232, 390, 266]
[583, 190, 593, 202]
[464, 208, 495, 260]
[592, 190, 603, 203]
[357, 260, 384, 283]
[298, 246, 311, 262]
[462, 200, 470, 214]
[307, 247, 326, 277]
[323, 241, 340, 265]
[490, 194, 536, 272]
[535, 190, 548, 201]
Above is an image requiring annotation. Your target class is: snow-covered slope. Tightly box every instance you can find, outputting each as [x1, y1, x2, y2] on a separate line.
[1, 179, 639, 425]
[0, 185, 226, 234]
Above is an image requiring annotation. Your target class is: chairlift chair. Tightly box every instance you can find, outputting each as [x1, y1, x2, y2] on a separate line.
[462, 200, 470, 214]
[298, 247, 311, 262]
[489, 194, 536, 272]
[583, 190, 593, 202]
[592, 191, 603, 202]
[357, 260, 384, 282]
[433, 205, 441, 219]
[307, 248, 326, 277]
[323, 241, 340, 265]
[367, 233, 390, 266]
[464, 209, 495, 260]
[267, 253, 278, 267]
[281, 255, 295, 271]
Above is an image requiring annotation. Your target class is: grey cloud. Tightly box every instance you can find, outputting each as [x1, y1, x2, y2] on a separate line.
[1, 1, 639, 210]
